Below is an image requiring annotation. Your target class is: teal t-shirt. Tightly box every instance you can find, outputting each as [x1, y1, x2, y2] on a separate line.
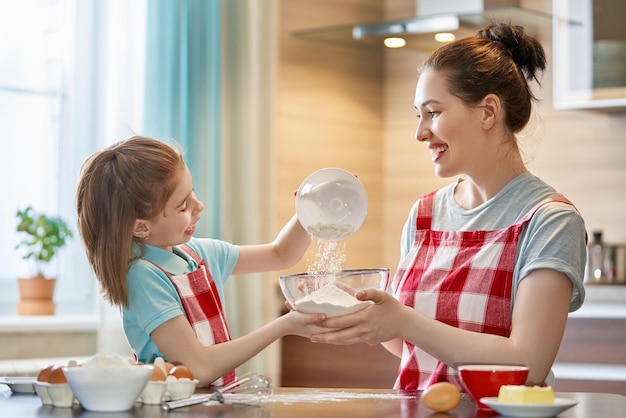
[122, 237, 239, 363]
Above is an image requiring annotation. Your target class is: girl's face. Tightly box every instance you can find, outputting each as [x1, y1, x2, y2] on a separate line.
[413, 68, 486, 178]
[144, 164, 204, 251]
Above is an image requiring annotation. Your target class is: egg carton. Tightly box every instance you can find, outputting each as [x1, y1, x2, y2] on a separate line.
[34, 377, 199, 408]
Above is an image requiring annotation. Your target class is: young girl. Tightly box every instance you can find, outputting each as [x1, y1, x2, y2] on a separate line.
[76, 136, 325, 387]
[312, 23, 586, 390]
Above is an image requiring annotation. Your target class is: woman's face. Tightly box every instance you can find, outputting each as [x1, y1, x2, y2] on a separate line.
[144, 164, 204, 251]
[413, 68, 486, 178]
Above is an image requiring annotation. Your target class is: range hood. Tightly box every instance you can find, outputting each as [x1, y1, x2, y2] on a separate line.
[294, 0, 578, 51]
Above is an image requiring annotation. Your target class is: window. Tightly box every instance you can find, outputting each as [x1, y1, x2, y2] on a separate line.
[0, 0, 146, 316]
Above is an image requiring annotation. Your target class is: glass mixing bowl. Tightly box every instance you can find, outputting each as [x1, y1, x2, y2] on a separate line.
[279, 268, 389, 317]
[296, 167, 367, 241]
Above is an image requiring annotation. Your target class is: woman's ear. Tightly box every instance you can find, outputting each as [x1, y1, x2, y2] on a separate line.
[480, 94, 501, 130]
[133, 219, 150, 240]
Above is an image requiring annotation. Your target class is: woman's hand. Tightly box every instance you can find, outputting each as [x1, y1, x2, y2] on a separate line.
[310, 289, 411, 345]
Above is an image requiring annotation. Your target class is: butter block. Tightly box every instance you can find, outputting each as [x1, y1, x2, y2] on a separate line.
[498, 385, 555, 404]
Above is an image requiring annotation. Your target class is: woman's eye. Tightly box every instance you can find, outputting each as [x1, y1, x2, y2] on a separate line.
[417, 111, 438, 119]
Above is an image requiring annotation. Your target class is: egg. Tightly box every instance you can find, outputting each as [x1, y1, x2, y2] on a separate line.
[169, 365, 194, 380]
[421, 382, 461, 412]
[164, 362, 175, 374]
[148, 364, 167, 381]
[37, 365, 54, 382]
[48, 365, 67, 384]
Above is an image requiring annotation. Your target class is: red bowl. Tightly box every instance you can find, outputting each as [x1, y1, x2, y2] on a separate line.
[458, 365, 529, 410]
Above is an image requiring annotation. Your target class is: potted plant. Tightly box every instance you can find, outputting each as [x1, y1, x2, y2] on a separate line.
[15, 206, 73, 315]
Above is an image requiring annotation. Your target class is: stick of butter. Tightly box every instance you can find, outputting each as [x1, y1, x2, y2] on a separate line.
[498, 385, 555, 404]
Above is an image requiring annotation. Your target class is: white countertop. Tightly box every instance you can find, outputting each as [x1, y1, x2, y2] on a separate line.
[571, 284, 626, 319]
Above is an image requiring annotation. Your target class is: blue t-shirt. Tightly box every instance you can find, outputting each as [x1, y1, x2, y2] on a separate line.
[397, 172, 586, 312]
[122, 237, 239, 363]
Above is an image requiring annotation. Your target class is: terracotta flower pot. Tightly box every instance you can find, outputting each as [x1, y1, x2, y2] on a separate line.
[17, 275, 56, 315]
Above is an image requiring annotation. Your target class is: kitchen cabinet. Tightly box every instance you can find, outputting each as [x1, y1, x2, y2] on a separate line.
[553, 285, 626, 395]
[280, 335, 399, 388]
[553, 0, 626, 110]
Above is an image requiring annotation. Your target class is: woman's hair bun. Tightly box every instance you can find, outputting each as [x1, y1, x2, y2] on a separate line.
[478, 22, 546, 83]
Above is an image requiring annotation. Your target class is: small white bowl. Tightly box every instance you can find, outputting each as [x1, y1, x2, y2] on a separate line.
[63, 365, 151, 412]
[296, 167, 368, 241]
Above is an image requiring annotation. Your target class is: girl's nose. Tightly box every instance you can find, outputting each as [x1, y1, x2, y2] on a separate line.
[193, 196, 205, 214]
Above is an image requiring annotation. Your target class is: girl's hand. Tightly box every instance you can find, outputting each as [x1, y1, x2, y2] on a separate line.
[310, 289, 410, 345]
[281, 310, 334, 338]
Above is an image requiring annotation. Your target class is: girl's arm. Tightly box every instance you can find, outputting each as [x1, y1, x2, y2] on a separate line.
[312, 268, 572, 385]
[151, 310, 327, 386]
[232, 214, 311, 275]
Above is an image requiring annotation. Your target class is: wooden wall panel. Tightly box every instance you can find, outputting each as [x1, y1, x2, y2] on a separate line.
[276, 0, 385, 275]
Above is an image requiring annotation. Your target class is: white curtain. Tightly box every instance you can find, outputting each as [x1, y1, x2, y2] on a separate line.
[89, 0, 146, 356]
[221, 0, 281, 382]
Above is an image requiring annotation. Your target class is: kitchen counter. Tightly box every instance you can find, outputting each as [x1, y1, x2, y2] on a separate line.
[1, 388, 625, 417]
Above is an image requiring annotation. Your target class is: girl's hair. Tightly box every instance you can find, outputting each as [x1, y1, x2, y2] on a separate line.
[423, 22, 546, 133]
[76, 136, 185, 307]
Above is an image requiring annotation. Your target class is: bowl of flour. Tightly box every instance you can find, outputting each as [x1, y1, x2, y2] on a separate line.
[279, 268, 390, 317]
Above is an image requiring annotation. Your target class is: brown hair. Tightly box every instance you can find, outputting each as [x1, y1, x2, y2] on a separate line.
[423, 22, 546, 133]
[76, 136, 185, 307]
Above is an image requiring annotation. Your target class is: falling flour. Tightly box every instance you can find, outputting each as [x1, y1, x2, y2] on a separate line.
[294, 283, 370, 317]
[299, 223, 360, 317]
[307, 239, 346, 274]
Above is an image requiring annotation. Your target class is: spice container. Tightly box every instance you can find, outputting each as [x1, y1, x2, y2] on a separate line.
[585, 231, 606, 282]
[585, 231, 626, 284]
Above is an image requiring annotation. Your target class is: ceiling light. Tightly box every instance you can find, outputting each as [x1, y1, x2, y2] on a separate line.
[434, 32, 456, 43]
[384, 37, 406, 48]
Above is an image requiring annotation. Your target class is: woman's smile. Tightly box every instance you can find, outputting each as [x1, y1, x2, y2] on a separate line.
[429, 144, 448, 162]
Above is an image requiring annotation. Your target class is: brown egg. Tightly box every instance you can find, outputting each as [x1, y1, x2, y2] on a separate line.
[169, 365, 194, 380]
[421, 382, 461, 412]
[48, 365, 67, 384]
[164, 362, 175, 374]
[148, 364, 167, 381]
[37, 365, 54, 382]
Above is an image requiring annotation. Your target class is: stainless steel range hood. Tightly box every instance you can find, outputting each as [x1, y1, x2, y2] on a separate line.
[294, 0, 579, 51]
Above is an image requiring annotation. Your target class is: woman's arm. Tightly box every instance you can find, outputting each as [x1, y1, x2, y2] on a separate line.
[151, 310, 327, 386]
[312, 268, 572, 385]
[232, 214, 311, 275]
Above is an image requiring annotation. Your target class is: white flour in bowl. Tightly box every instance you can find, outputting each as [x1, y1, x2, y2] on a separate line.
[307, 223, 356, 241]
[294, 283, 371, 317]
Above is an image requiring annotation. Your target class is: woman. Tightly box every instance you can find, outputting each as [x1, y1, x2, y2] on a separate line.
[311, 23, 586, 390]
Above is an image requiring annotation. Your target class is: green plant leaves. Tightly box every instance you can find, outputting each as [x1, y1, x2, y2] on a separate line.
[15, 206, 73, 275]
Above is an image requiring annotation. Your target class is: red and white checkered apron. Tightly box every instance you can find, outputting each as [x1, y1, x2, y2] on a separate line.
[151, 244, 236, 387]
[392, 192, 573, 391]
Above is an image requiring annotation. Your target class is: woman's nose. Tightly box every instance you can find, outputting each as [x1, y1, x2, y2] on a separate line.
[415, 121, 430, 142]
